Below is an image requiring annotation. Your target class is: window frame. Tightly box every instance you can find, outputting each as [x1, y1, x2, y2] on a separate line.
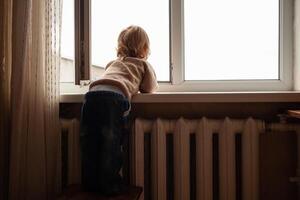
[73, 0, 294, 92]
[75, 0, 90, 85]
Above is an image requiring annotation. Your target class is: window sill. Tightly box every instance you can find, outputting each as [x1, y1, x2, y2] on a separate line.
[60, 91, 300, 103]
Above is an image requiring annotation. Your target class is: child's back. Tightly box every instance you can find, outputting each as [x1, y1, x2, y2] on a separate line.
[90, 56, 157, 100]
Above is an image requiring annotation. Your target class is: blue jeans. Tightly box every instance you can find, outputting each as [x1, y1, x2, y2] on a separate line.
[80, 90, 130, 194]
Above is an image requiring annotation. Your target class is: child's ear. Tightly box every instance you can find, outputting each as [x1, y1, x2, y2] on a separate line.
[143, 47, 149, 59]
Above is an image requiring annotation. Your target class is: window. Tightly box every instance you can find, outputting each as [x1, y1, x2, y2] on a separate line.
[60, 0, 75, 83]
[91, 0, 170, 81]
[60, 0, 294, 92]
[184, 0, 279, 80]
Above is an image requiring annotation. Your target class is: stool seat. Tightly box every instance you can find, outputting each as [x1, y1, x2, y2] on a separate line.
[57, 185, 142, 200]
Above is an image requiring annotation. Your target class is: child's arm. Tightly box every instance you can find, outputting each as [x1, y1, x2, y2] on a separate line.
[139, 62, 158, 93]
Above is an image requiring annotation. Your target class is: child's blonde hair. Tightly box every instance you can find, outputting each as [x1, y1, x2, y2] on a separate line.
[117, 26, 150, 59]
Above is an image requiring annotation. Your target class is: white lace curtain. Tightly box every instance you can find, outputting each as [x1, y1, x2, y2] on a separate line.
[0, 0, 62, 199]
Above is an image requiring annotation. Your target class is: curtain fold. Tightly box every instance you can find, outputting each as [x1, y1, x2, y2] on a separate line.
[9, 0, 61, 199]
[0, 0, 12, 199]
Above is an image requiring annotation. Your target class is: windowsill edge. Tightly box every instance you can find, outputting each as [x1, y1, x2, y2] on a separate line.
[60, 91, 300, 103]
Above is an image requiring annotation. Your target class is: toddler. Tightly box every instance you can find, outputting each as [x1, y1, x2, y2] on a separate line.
[80, 26, 158, 195]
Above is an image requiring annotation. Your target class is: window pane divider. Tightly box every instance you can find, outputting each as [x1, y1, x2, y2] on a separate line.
[280, 0, 293, 89]
[170, 0, 184, 85]
[75, 0, 90, 85]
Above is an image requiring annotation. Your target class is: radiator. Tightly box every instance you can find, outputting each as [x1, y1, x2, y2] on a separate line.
[58, 118, 300, 199]
[59, 119, 81, 187]
[131, 118, 300, 200]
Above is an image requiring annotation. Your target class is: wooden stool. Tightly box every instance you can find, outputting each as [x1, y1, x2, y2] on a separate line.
[57, 185, 142, 200]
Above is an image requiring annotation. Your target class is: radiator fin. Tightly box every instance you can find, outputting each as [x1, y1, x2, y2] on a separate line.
[152, 119, 167, 200]
[133, 117, 265, 200]
[60, 119, 81, 186]
[242, 118, 260, 200]
[174, 118, 190, 200]
[196, 118, 213, 200]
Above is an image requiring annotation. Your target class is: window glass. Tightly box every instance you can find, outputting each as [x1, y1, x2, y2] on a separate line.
[60, 0, 75, 83]
[91, 0, 170, 81]
[184, 0, 279, 80]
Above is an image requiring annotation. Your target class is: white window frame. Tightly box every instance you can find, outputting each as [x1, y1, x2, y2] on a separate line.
[65, 0, 294, 92]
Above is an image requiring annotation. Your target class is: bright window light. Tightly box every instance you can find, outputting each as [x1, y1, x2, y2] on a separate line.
[60, 0, 75, 83]
[184, 0, 279, 80]
[91, 0, 170, 81]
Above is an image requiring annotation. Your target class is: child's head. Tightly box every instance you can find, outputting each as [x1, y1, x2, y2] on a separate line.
[117, 26, 150, 59]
